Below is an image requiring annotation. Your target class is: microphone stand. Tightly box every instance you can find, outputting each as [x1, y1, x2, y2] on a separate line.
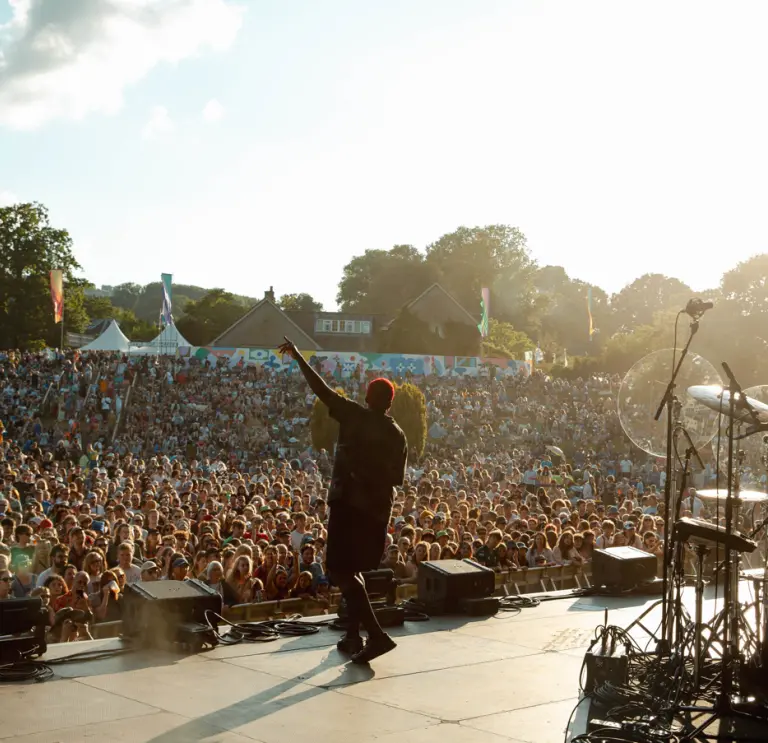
[654, 317, 699, 653]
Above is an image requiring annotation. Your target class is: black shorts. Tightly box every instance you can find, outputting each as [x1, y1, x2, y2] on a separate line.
[325, 500, 388, 576]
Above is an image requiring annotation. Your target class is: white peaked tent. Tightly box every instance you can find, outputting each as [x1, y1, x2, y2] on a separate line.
[80, 320, 132, 352]
[130, 322, 191, 355]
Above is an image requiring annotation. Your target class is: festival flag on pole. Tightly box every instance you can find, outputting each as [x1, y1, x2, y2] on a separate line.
[587, 287, 596, 340]
[478, 287, 490, 338]
[49, 270, 64, 324]
[161, 273, 173, 326]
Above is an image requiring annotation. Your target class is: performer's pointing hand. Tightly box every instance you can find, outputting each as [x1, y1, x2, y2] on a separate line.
[279, 337, 299, 360]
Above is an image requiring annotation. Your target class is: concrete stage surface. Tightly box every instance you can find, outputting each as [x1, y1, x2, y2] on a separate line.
[0, 589, 765, 743]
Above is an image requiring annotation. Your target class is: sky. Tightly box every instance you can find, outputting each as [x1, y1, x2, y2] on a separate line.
[2, 0, 768, 311]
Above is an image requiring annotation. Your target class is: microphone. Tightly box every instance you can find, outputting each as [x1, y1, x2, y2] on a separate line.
[684, 298, 714, 318]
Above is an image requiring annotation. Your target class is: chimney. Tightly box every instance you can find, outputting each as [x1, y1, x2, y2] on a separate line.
[265, 286, 275, 302]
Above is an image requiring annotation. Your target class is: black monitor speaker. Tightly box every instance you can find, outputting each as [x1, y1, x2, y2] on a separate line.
[122, 579, 223, 651]
[417, 559, 496, 614]
[0, 597, 48, 661]
[592, 546, 657, 591]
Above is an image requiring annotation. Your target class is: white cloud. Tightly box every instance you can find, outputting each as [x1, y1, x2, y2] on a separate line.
[0, 190, 19, 206]
[142, 105, 174, 140]
[202, 98, 225, 122]
[0, 1, 244, 130]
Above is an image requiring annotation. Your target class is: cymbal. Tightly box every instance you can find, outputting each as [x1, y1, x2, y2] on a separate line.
[687, 385, 768, 424]
[696, 489, 768, 503]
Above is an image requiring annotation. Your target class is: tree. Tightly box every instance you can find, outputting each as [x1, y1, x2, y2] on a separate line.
[693, 254, 768, 386]
[482, 319, 534, 359]
[0, 202, 87, 348]
[337, 245, 435, 314]
[533, 266, 610, 354]
[175, 289, 246, 346]
[391, 382, 427, 458]
[599, 313, 675, 373]
[278, 293, 324, 312]
[120, 312, 157, 342]
[310, 388, 346, 451]
[721, 254, 768, 315]
[83, 295, 114, 320]
[611, 273, 692, 330]
[83, 295, 157, 341]
[425, 225, 538, 331]
[109, 283, 143, 313]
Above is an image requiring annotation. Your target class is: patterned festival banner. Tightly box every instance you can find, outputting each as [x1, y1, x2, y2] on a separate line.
[161, 273, 173, 326]
[177, 346, 531, 378]
[49, 270, 64, 324]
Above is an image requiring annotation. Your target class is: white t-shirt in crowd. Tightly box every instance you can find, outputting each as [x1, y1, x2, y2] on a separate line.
[121, 565, 142, 584]
[290, 529, 306, 551]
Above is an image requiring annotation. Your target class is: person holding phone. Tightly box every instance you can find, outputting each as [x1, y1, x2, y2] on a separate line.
[279, 337, 407, 664]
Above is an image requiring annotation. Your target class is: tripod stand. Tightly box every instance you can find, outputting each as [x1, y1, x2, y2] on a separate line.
[623, 434, 698, 655]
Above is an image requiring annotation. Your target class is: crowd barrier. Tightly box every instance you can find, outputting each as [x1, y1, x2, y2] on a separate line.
[90, 564, 593, 639]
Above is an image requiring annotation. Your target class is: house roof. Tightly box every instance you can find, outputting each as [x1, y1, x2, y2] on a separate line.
[386, 283, 479, 328]
[211, 298, 320, 349]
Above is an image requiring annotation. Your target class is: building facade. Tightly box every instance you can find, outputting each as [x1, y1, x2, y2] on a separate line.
[212, 283, 480, 354]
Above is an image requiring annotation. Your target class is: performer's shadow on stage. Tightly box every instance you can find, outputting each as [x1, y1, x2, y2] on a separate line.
[144, 650, 375, 743]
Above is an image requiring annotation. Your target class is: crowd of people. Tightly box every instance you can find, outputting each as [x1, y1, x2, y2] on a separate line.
[0, 347, 755, 644]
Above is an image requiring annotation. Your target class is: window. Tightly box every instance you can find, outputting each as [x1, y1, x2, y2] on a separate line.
[314, 318, 373, 334]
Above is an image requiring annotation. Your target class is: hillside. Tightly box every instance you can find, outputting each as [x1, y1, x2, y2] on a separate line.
[103, 282, 257, 322]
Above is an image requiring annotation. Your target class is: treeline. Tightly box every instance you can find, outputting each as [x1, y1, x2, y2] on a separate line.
[1, 202, 766, 388]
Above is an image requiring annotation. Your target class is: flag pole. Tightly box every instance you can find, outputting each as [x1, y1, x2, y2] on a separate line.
[60, 283, 64, 350]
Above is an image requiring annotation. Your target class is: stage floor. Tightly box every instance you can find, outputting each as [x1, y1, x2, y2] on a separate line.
[0, 588, 764, 743]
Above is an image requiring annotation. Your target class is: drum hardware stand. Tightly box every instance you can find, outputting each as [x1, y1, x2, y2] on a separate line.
[671, 429, 703, 655]
[623, 419, 700, 656]
[763, 436, 768, 493]
[692, 543, 711, 687]
[740, 510, 768, 671]
[654, 317, 700, 653]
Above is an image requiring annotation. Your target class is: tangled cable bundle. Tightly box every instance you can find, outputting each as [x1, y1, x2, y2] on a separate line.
[498, 594, 540, 615]
[203, 611, 321, 644]
[0, 645, 135, 683]
[565, 622, 694, 742]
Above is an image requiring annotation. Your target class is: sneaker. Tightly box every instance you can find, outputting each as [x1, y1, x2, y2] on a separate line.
[337, 635, 364, 655]
[351, 634, 397, 664]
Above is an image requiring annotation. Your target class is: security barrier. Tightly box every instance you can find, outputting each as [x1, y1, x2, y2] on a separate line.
[89, 564, 593, 639]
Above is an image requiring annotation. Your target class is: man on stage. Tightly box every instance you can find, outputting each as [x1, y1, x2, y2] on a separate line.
[279, 338, 407, 663]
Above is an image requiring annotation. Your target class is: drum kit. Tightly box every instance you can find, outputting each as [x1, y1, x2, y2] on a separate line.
[680, 387, 768, 680]
[646, 370, 768, 736]
[620, 305, 768, 738]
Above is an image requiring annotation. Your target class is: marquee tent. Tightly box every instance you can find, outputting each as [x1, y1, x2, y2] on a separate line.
[129, 322, 191, 355]
[80, 320, 132, 352]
